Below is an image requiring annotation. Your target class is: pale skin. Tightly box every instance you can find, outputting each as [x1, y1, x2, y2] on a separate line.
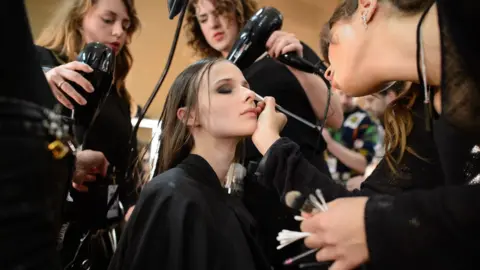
[253, 0, 443, 269]
[178, 61, 266, 182]
[44, 0, 131, 110]
[194, 0, 343, 129]
[41, 0, 135, 219]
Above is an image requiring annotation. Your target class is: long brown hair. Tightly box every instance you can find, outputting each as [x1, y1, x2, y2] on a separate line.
[320, 0, 435, 173]
[185, 0, 258, 58]
[157, 58, 230, 173]
[36, 0, 140, 102]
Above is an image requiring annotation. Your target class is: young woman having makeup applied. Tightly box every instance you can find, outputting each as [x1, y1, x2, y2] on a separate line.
[109, 58, 283, 270]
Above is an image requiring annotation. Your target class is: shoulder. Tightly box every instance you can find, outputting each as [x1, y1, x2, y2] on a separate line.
[300, 41, 321, 64]
[139, 168, 206, 207]
[34, 46, 63, 68]
[344, 109, 371, 129]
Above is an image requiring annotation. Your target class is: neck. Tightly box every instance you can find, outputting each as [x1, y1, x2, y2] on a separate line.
[190, 132, 237, 184]
[220, 50, 229, 58]
[371, 4, 441, 86]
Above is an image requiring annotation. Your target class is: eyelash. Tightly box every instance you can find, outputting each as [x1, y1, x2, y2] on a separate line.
[217, 87, 232, 94]
[102, 18, 114, 24]
[102, 18, 131, 31]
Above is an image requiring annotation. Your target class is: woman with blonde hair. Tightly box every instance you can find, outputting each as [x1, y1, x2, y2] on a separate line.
[35, 0, 141, 268]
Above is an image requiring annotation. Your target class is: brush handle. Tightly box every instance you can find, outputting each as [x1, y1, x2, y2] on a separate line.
[255, 94, 320, 131]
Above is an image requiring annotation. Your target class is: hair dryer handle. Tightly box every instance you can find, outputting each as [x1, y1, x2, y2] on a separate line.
[277, 52, 315, 73]
[277, 52, 331, 87]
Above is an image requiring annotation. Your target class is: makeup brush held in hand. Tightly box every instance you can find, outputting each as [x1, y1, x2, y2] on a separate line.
[276, 229, 311, 250]
[278, 189, 329, 250]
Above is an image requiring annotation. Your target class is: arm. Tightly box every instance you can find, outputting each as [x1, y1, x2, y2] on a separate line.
[325, 119, 378, 174]
[288, 67, 343, 129]
[259, 137, 378, 202]
[324, 135, 368, 174]
[365, 184, 480, 268]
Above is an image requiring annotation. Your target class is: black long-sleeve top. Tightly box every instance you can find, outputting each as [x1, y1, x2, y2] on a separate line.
[109, 155, 271, 270]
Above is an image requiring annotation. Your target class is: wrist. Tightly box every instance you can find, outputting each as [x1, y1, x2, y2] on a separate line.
[252, 131, 280, 155]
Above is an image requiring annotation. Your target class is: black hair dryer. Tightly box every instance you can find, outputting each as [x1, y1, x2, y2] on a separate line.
[227, 7, 329, 86]
[68, 42, 115, 145]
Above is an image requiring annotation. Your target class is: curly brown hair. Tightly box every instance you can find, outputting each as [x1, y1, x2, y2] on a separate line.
[185, 0, 258, 58]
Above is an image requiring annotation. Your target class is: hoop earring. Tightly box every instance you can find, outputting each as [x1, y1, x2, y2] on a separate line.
[361, 12, 368, 29]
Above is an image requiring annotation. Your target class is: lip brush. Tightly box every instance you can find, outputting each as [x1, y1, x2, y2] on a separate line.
[254, 93, 321, 131]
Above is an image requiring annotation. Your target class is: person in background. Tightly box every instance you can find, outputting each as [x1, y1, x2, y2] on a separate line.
[35, 0, 141, 268]
[184, 0, 343, 268]
[346, 81, 405, 190]
[324, 90, 378, 183]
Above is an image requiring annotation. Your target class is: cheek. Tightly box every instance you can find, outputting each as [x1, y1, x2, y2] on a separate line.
[82, 19, 104, 44]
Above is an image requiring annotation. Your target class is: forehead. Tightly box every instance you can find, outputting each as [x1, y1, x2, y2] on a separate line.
[198, 61, 244, 90]
[93, 0, 129, 19]
[195, 0, 216, 14]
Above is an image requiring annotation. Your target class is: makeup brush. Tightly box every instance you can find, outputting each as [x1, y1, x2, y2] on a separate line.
[254, 93, 321, 131]
[285, 190, 316, 213]
[278, 189, 329, 250]
[283, 248, 319, 265]
[276, 230, 312, 250]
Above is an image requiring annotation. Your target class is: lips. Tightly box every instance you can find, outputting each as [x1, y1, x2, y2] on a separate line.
[213, 32, 224, 42]
[241, 108, 257, 116]
[107, 42, 120, 53]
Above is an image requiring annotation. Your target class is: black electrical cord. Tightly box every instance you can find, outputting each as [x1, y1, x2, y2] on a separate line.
[123, 1, 188, 182]
[103, 1, 189, 213]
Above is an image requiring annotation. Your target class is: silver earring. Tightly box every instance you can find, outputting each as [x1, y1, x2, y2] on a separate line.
[362, 12, 368, 29]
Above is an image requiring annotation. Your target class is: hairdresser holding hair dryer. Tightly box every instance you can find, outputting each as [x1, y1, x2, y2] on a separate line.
[35, 0, 142, 269]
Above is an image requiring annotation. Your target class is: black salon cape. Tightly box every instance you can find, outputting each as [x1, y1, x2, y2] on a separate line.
[108, 154, 271, 270]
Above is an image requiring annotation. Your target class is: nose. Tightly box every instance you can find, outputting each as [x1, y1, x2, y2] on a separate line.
[112, 21, 126, 39]
[324, 66, 334, 82]
[243, 87, 256, 103]
[208, 15, 221, 29]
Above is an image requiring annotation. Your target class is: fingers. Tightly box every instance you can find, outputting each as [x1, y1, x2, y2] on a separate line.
[47, 79, 74, 109]
[64, 61, 94, 74]
[263, 96, 277, 109]
[72, 182, 89, 192]
[329, 260, 354, 270]
[45, 61, 94, 107]
[55, 78, 87, 106]
[255, 101, 265, 114]
[316, 246, 337, 262]
[57, 68, 94, 93]
[266, 31, 303, 58]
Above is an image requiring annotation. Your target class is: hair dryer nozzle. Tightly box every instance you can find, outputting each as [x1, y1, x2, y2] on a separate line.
[227, 6, 283, 70]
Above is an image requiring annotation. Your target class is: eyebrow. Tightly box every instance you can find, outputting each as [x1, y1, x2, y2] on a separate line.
[214, 78, 250, 88]
[105, 10, 131, 23]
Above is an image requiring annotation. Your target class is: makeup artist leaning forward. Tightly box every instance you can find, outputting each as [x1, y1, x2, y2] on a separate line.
[253, 0, 480, 269]
[34, 0, 141, 268]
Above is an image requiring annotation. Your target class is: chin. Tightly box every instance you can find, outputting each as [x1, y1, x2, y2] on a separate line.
[237, 122, 257, 137]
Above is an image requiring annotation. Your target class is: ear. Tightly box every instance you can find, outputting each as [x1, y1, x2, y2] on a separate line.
[386, 91, 398, 103]
[177, 107, 197, 127]
[358, 0, 379, 24]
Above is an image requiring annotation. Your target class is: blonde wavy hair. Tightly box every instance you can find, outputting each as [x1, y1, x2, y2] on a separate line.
[36, 0, 140, 101]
